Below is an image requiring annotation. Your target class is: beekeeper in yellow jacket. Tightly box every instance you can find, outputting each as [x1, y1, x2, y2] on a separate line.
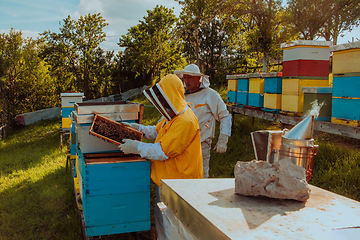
[175, 64, 232, 178]
[119, 73, 203, 240]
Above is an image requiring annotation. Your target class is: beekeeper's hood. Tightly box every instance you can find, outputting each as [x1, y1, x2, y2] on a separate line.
[174, 64, 210, 89]
[143, 74, 187, 122]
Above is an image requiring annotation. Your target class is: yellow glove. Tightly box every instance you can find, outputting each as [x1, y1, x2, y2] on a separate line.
[213, 134, 229, 153]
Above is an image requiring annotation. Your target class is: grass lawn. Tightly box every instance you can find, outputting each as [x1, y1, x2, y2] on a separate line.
[0, 92, 359, 239]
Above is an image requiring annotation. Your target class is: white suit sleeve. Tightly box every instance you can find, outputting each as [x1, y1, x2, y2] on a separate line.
[215, 94, 232, 137]
[137, 142, 168, 160]
[219, 113, 232, 137]
[139, 125, 158, 140]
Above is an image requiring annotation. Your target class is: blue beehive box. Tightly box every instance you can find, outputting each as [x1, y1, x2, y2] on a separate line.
[332, 76, 360, 98]
[237, 79, 249, 92]
[62, 107, 74, 118]
[261, 72, 283, 94]
[332, 98, 360, 121]
[77, 150, 151, 237]
[248, 93, 264, 108]
[70, 120, 77, 155]
[332, 75, 360, 122]
[227, 91, 237, 104]
[236, 91, 248, 106]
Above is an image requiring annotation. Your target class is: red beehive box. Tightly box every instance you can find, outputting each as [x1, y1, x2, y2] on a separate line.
[282, 60, 330, 77]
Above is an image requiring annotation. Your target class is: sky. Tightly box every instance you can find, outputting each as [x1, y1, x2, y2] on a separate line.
[1, 0, 359, 53]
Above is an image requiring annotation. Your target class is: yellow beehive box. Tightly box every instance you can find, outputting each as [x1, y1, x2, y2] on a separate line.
[331, 117, 360, 127]
[282, 78, 329, 96]
[264, 93, 282, 109]
[330, 42, 360, 74]
[281, 94, 303, 115]
[249, 77, 264, 94]
[228, 79, 238, 91]
[62, 117, 72, 129]
[74, 155, 80, 193]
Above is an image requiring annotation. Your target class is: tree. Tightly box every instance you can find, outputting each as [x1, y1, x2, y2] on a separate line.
[284, 0, 359, 43]
[0, 29, 57, 137]
[176, 0, 248, 85]
[41, 13, 111, 99]
[319, 1, 360, 45]
[115, 5, 185, 90]
[243, 0, 284, 72]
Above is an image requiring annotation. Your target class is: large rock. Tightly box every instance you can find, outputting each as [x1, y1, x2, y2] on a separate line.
[234, 159, 310, 202]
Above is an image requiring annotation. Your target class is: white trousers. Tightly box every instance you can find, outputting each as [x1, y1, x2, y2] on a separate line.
[201, 138, 212, 178]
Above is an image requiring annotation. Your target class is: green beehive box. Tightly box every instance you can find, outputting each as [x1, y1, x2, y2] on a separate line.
[302, 87, 332, 121]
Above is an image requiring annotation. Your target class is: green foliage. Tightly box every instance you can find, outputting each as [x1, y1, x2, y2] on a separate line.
[311, 141, 360, 200]
[115, 5, 186, 91]
[40, 13, 114, 99]
[0, 29, 58, 134]
[284, 0, 360, 43]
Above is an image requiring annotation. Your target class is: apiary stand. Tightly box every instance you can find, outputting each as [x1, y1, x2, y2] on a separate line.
[72, 151, 151, 239]
[160, 178, 360, 240]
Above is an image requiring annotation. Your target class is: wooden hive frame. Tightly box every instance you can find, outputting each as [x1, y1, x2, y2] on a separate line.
[89, 114, 143, 145]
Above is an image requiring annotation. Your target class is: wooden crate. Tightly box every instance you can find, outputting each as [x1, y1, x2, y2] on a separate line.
[332, 75, 360, 98]
[227, 80, 238, 91]
[282, 78, 329, 96]
[264, 93, 281, 110]
[332, 97, 360, 121]
[78, 150, 151, 237]
[282, 60, 330, 77]
[248, 93, 264, 108]
[330, 42, 360, 74]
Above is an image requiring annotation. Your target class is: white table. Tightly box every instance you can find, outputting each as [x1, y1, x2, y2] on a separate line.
[160, 178, 360, 240]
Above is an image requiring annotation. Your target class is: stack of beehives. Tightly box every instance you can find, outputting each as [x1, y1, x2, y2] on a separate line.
[261, 72, 283, 113]
[280, 40, 332, 116]
[226, 73, 249, 106]
[71, 101, 151, 238]
[330, 41, 360, 127]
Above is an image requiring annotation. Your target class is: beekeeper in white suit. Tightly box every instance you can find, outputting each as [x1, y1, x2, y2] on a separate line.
[174, 64, 232, 178]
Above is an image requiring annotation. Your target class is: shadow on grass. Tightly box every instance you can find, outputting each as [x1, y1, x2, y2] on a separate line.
[0, 166, 82, 240]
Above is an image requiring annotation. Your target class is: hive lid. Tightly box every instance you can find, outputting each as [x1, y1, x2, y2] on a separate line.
[247, 72, 261, 78]
[260, 72, 283, 78]
[226, 74, 249, 80]
[280, 40, 332, 49]
[283, 115, 314, 140]
[329, 41, 360, 52]
[60, 92, 84, 97]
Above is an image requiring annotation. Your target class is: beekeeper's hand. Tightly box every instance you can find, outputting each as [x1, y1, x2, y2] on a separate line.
[118, 139, 140, 154]
[121, 122, 140, 131]
[213, 134, 229, 153]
